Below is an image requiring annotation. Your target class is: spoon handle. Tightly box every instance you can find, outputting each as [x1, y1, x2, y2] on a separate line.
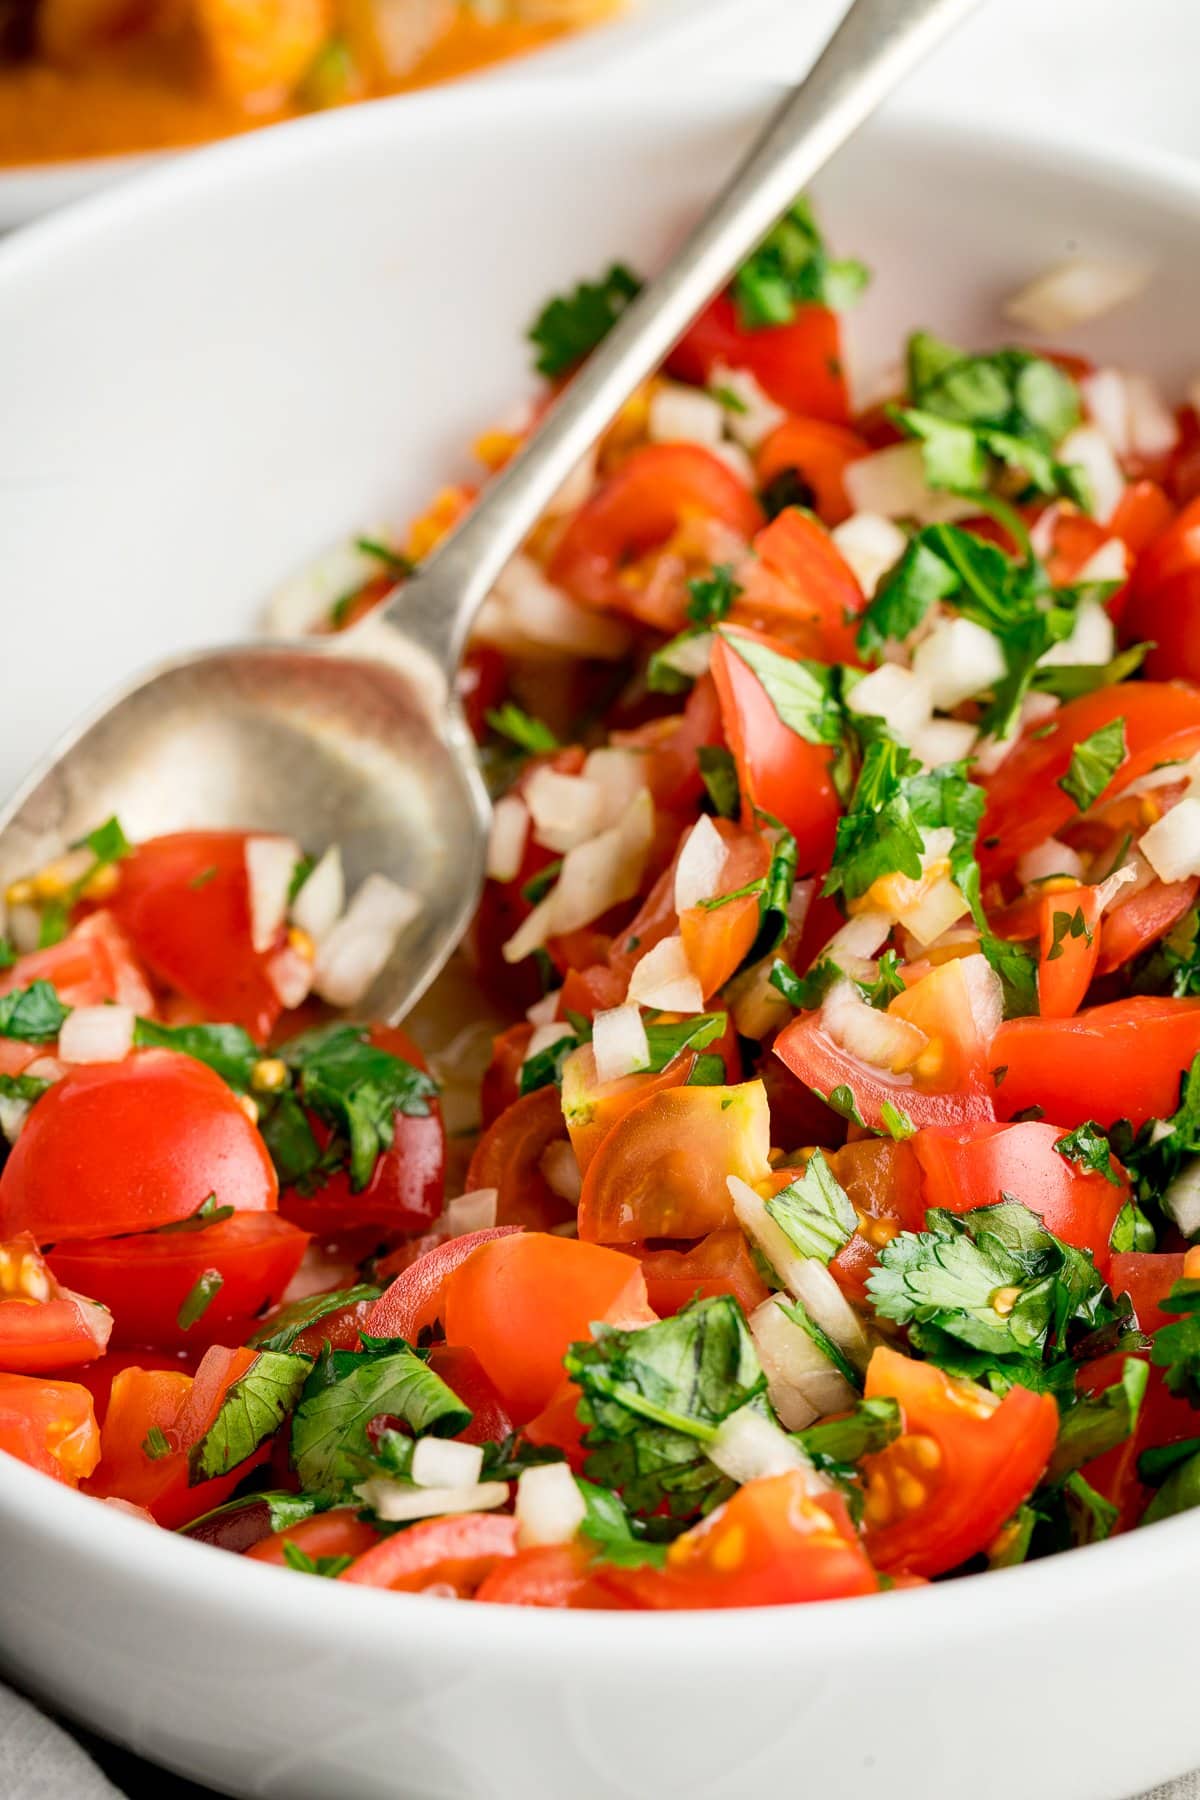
[390, 0, 983, 679]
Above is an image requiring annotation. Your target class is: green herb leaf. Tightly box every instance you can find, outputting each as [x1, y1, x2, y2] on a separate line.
[188, 1351, 310, 1484]
[0, 981, 70, 1042]
[718, 631, 848, 757]
[528, 263, 641, 376]
[157, 1194, 236, 1235]
[1142, 1446, 1200, 1525]
[178, 1489, 330, 1540]
[698, 745, 741, 820]
[1151, 1278, 1200, 1405]
[733, 198, 868, 329]
[280, 1542, 355, 1578]
[291, 1340, 470, 1497]
[765, 1151, 856, 1264]
[247, 1283, 382, 1354]
[1057, 717, 1127, 813]
[1055, 1122, 1122, 1187]
[1048, 1357, 1147, 1481]
[485, 702, 559, 754]
[278, 1024, 437, 1193]
[576, 1479, 670, 1570]
[0, 1072, 50, 1105]
[143, 1425, 173, 1460]
[177, 1270, 223, 1332]
[132, 1018, 260, 1089]
[686, 563, 741, 626]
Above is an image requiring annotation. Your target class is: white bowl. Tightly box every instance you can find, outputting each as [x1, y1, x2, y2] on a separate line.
[0, 0, 740, 231]
[1, 82, 1199, 1800]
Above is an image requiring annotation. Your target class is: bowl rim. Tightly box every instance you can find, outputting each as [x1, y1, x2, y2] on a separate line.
[2, 81, 1200, 1657]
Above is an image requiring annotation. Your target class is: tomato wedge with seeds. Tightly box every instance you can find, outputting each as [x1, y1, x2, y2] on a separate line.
[0, 911, 154, 1014]
[861, 1346, 1057, 1578]
[0, 1233, 112, 1374]
[627, 1227, 770, 1319]
[1097, 876, 1199, 975]
[339, 1513, 518, 1595]
[0, 1371, 100, 1484]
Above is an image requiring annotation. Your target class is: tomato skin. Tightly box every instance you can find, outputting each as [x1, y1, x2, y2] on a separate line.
[47, 1213, 309, 1351]
[548, 443, 764, 629]
[72, 1348, 194, 1422]
[577, 1081, 772, 1245]
[476, 1543, 633, 1609]
[0, 1050, 278, 1245]
[364, 1227, 521, 1343]
[246, 1510, 381, 1567]
[1098, 876, 1198, 974]
[677, 823, 771, 998]
[426, 1344, 515, 1447]
[441, 1231, 653, 1422]
[480, 1023, 534, 1127]
[730, 510, 865, 664]
[1122, 567, 1200, 683]
[992, 996, 1200, 1130]
[279, 1026, 445, 1236]
[464, 1085, 576, 1233]
[0, 911, 154, 1013]
[981, 684, 1200, 878]
[710, 627, 841, 872]
[1109, 1251, 1188, 1335]
[339, 1512, 518, 1595]
[667, 294, 850, 422]
[1128, 493, 1200, 596]
[628, 1227, 770, 1319]
[612, 673, 725, 816]
[911, 1121, 1127, 1274]
[1037, 883, 1102, 1019]
[754, 419, 868, 525]
[0, 1232, 112, 1373]
[562, 1043, 699, 1176]
[862, 1346, 1057, 1578]
[607, 1472, 877, 1609]
[110, 831, 285, 1040]
[0, 1371, 100, 1484]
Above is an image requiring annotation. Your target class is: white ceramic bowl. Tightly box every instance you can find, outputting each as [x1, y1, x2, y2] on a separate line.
[1, 82, 1200, 1800]
[0, 0, 741, 231]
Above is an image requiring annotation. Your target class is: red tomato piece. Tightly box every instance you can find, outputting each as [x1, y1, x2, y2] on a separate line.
[1037, 883, 1102, 1019]
[561, 1042, 700, 1176]
[710, 626, 842, 872]
[0, 1050, 278, 1245]
[110, 831, 285, 1040]
[607, 1472, 877, 1609]
[576, 1081, 771, 1245]
[480, 1023, 534, 1127]
[476, 1543, 632, 1609]
[246, 1510, 381, 1567]
[1097, 876, 1198, 974]
[0, 1371, 100, 1484]
[911, 1120, 1127, 1273]
[463, 1084, 576, 1233]
[441, 1231, 653, 1422]
[735, 509, 865, 661]
[426, 1344, 516, 1447]
[861, 1346, 1057, 1578]
[992, 996, 1200, 1130]
[755, 418, 869, 526]
[339, 1512, 518, 1594]
[667, 294, 850, 422]
[677, 823, 771, 998]
[628, 1227, 770, 1318]
[1109, 1251, 1188, 1335]
[0, 911, 154, 1013]
[48, 1213, 309, 1351]
[611, 673, 725, 815]
[364, 1227, 521, 1344]
[1122, 567, 1200, 684]
[0, 1233, 112, 1373]
[72, 1348, 195, 1423]
[548, 443, 764, 629]
[981, 684, 1200, 879]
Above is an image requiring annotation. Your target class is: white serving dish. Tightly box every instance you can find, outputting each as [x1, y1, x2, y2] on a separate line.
[0, 79, 1199, 1800]
[0, 0, 741, 231]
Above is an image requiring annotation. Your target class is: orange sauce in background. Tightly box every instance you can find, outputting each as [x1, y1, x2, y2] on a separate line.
[0, 11, 571, 166]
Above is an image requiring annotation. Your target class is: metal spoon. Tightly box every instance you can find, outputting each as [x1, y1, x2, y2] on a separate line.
[0, 0, 981, 1022]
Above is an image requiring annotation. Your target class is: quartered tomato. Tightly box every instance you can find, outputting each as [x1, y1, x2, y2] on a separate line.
[47, 1213, 309, 1351]
[561, 1042, 699, 1175]
[364, 1227, 521, 1344]
[548, 443, 764, 629]
[667, 294, 850, 422]
[754, 419, 868, 525]
[464, 1084, 576, 1233]
[576, 1080, 772, 1244]
[0, 1233, 111, 1373]
[0, 911, 154, 1013]
[1036, 883, 1103, 1019]
[627, 1227, 770, 1319]
[911, 1120, 1127, 1273]
[109, 830, 286, 1040]
[710, 625, 842, 871]
[1097, 876, 1198, 975]
[992, 996, 1200, 1130]
[980, 684, 1200, 878]
[0, 1371, 100, 1484]
[729, 510, 865, 663]
[426, 1344, 515, 1447]
[441, 1231, 653, 1422]
[861, 1346, 1057, 1578]
[0, 1050, 278, 1245]
[677, 822, 771, 997]
[339, 1513, 518, 1595]
[607, 1472, 877, 1608]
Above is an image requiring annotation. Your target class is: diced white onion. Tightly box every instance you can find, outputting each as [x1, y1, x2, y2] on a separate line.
[290, 844, 345, 944]
[311, 874, 420, 1006]
[648, 383, 726, 448]
[58, 1004, 135, 1065]
[843, 443, 977, 526]
[539, 1139, 582, 1204]
[1017, 838, 1086, 886]
[265, 533, 393, 637]
[526, 1021, 575, 1062]
[708, 362, 787, 450]
[824, 910, 893, 962]
[476, 555, 632, 662]
[787, 1259, 871, 1370]
[674, 815, 729, 914]
[708, 1406, 809, 1484]
[1058, 426, 1126, 525]
[357, 1479, 509, 1523]
[958, 953, 1005, 1045]
[749, 1297, 859, 1432]
[0, 1097, 31, 1143]
[581, 747, 648, 830]
[411, 1437, 485, 1490]
[1003, 257, 1151, 332]
[1163, 1158, 1200, 1239]
[592, 1003, 650, 1084]
[912, 617, 1007, 710]
[1073, 539, 1130, 586]
[525, 992, 560, 1026]
[654, 630, 714, 682]
[725, 956, 792, 1041]
[1140, 797, 1200, 884]
[1038, 602, 1116, 670]
[626, 934, 705, 1014]
[24, 1057, 65, 1082]
[1094, 864, 1138, 914]
[1125, 374, 1180, 458]
[485, 795, 530, 885]
[707, 440, 757, 487]
[548, 790, 655, 938]
[830, 512, 908, 599]
[729, 1177, 811, 1296]
[524, 767, 607, 854]
[442, 1188, 498, 1236]
[6, 903, 40, 954]
[266, 945, 314, 1010]
[515, 1463, 587, 1549]
[501, 893, 557, 964]
[911, 718, 979, 770]
[846, 663, 933, 747]
[1082, 369, 1134, 456]
[821, 978, 927, 1073]
[897, 875, 970, 949]
[245, 836, 301, 955]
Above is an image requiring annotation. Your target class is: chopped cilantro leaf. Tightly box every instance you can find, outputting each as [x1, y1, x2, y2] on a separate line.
[247, 1283, 381, 1354]
[765, 1151, 856, 1264]
[0, 982, 70, 1042]
[1054, 1122, 1122, 1187]
[686, 564, 741, 626]
[1057, 717, 1127, 812]
[528, 263, 641, 377]
[142, 1425, 173, 1460]
[177, 1269, 224, 1332]
[132, 1018, 260, 1089]
[158, 1194, 235, 1234]
[280, 1542, 354, 1578]
[1151, 1278, 1200, 1406]
[485, 702, 559, 754]
[188, 1351, 309, 1484]
[733, 198, 868, 329]
[1045, 905, 1093, 963]
[576, 1480, 670, 1570]
[277, 1023, 437, 1193]
[1047, 1357, 1147, 1481]
[520, 860, 563, 906]
[0, 1073, 50, 1106]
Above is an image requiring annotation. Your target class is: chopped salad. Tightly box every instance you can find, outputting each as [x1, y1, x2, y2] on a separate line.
[4, 204, 1200, 1608]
